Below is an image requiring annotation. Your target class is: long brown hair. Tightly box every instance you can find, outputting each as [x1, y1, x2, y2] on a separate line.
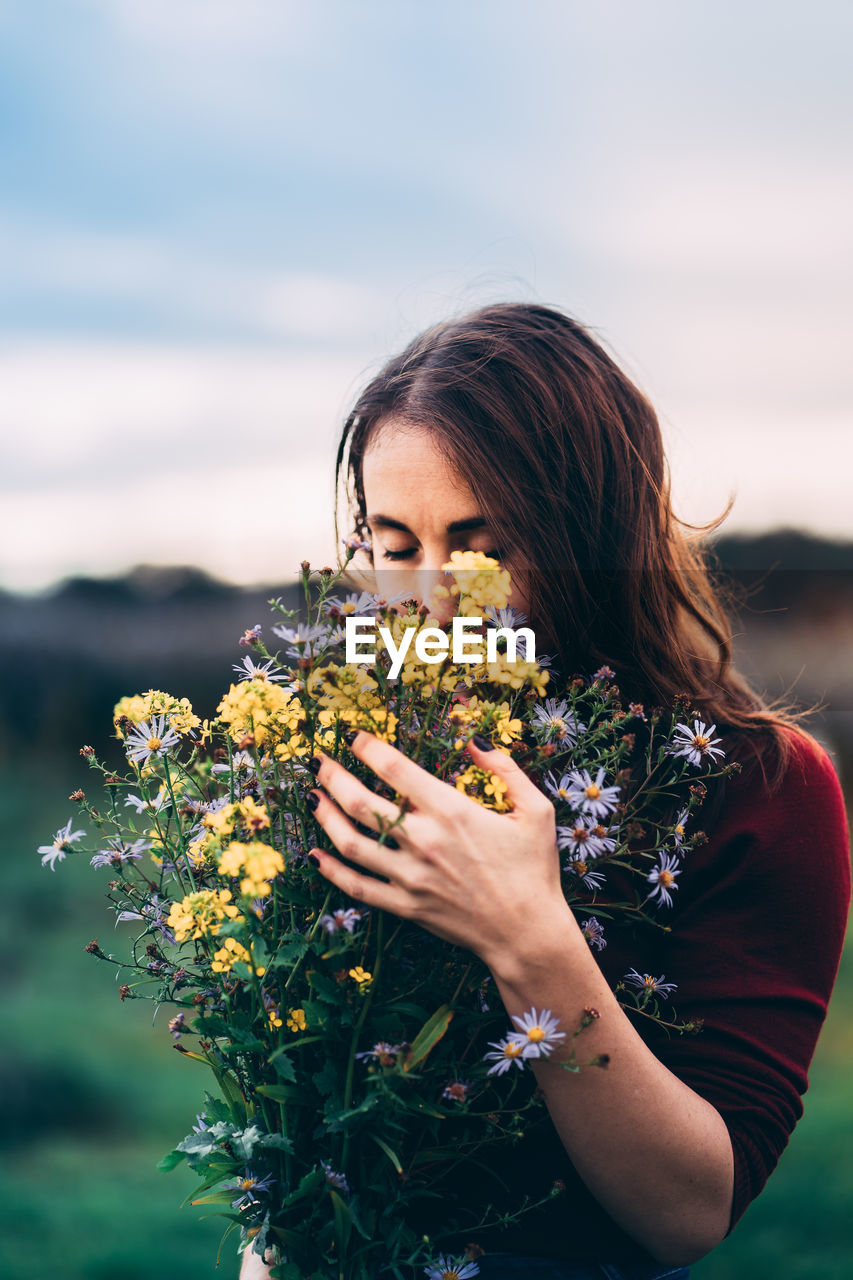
[334, 302, 820, 795]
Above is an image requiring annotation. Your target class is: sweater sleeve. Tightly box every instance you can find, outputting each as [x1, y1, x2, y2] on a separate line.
[648, 727, 850, 1235]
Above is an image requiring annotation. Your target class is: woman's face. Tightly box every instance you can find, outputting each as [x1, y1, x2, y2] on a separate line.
[361, 422, 530, 626]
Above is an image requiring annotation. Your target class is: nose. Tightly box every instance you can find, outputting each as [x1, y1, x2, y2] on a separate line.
[394, 564, 456, 627]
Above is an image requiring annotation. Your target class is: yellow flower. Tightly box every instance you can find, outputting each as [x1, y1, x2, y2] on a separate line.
[286, 1007, 307, 1032]
[210, 936, 266, 976]
[203, 804, 237, 837]
[268, 1007, 283, 1030]
[217, 840, 285, 898]
[167, 888, 243, 942]
[442, 550, 512, 611]
[217, 680, 303, 748]
[454, 764, 513, 812]
[113, 690, 201, 737]
[348, 966, 372, 986]
[185, 837, 212, 870]
[236, 796, 270, 832]
[308, 663, 399, 742]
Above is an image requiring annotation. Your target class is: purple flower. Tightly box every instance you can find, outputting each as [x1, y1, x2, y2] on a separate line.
[580, 917, 607, 951]
[90, 837, 150, 869]
[623, 968, 678, 1000]
[227, 1167, 276, 1209]
[238, 624, 263, 647]
[320, 907, 366, 934]
[355, 1040, 405, 1063]
[321, 1160, 350, 1194]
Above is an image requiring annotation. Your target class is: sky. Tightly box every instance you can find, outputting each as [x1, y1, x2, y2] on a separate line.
[1, 0, 851, 591]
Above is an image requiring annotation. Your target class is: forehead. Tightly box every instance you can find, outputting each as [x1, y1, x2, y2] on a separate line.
[362, 423, 480, 523]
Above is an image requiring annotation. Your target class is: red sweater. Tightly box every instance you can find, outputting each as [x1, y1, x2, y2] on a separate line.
[426, 725, 851, 1263]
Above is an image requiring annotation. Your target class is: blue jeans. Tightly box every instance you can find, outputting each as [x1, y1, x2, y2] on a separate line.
[461, 1256, 690, 1280]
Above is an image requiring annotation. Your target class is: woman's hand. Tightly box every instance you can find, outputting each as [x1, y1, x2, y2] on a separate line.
[304, 730, 576, 969]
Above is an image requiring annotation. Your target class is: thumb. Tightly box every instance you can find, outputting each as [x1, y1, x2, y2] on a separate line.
[466, 733, 542, 813]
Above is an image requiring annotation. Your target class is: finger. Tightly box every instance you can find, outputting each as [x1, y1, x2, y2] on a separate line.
[308, 845, 412, 916]
[466, 733, 553, 817]
[309, 790, 425, 894]
[308, 750, 413, 840]
[346, 729, 462, 812]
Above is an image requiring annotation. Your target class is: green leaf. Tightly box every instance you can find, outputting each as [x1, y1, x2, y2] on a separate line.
[214, 1219, 244, 1266]
[281, 1165, 325, 1208]
[191, 1189, 240, 1206]
[272, 1052, 297, 1082]
[307, 967, 346, 1004]
[403, 1004, 454, 1071]
[270, 932, 312, 966]
[210, 1065, 248, 1124]
[156, 1149, 186, 1172]
[257, 1083, 316, 1107]
[329, 1187, 352, 1255]
[368, 1132, 403, 1174]
[311, 1058, 339, 1098]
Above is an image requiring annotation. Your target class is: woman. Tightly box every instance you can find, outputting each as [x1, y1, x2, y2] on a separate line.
[241, 303, 850, 1280]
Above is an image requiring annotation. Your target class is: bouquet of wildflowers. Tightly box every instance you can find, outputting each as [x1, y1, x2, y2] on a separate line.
[42, 550, 737, 1280]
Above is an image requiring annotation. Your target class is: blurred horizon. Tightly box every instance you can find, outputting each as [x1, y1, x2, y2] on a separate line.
[2, 1, 852, 592]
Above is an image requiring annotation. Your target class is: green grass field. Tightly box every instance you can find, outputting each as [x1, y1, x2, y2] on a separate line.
[2, 757, 850, 1280]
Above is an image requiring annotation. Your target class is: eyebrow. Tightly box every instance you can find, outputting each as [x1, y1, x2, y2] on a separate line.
[367, 514, 487, 534]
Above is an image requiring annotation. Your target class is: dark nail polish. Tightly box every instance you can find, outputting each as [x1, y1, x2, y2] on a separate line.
[307, 853, 320, 868]
[471, 733, 495, 751]
[306, 791, 320, 811]
[307, 755, 322, 775]
[343, 729, 359, 746]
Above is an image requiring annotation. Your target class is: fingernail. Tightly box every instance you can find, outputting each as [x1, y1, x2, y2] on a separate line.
[307, 853, 321, 868]
[343, 729, 359, 746]
[307, 756, 322, 775]
[306, 791, 320, 811]
[471, 733, 495, 751]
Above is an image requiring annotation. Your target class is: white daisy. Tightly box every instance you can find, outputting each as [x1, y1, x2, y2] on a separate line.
[232, 655, 291, 683]
[556, 819, 611, 859]
[483, 604, 529, 628]
[124, 715, 181, 765]
[327, 590, 385, 616]
[667, 719, 725, 768]
[423, 1254, 480, 1280]
[563, 858, 606, 890]
[645, 851, 681, 908]
[532, 698, 587, 745]
[211, 750, 256, 779]
[483, 1035, 527, 1075]
[38, 818, 86, 870]
[124, 789, 171, 815]
[546, 766, 620, 818]
[508, 1006, 566, 1059]
[671, 807, 690, 847]
[568, 766, 621, 818]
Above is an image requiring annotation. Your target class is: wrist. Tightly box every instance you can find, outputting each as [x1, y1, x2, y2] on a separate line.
[480, 898, 585, 989]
